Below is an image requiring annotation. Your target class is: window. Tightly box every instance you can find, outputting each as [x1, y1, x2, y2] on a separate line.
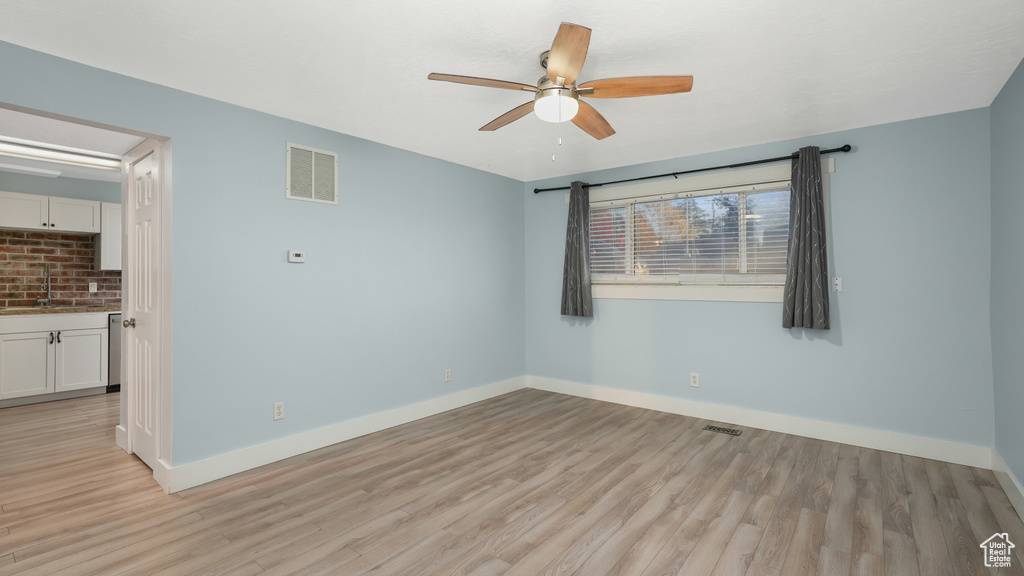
[591, 184, 791, 281]
[586, 159, 832, 302]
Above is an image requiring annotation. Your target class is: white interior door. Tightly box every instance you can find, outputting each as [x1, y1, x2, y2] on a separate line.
[123, 140, 162, 472]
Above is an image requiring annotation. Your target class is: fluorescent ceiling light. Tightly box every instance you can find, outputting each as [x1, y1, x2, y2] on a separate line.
[0, 162, 62, 178]
[0, 138, 121, 170]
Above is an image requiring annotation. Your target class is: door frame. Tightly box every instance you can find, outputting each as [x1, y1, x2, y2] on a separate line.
[0, 101, 174, 490]
[115, 137, 174, 491]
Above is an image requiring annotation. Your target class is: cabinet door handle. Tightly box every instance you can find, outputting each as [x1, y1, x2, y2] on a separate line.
[56, 331, 62, 343]
[49, 332, 54, 344]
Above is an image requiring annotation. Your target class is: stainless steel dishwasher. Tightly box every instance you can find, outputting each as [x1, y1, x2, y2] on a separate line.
[108, 313, 122, 392]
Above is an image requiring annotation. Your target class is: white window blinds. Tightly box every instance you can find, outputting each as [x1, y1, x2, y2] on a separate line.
[590, 184, 791, 285]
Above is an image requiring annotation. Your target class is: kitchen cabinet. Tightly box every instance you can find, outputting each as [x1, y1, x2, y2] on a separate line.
[95, 202, 122, 271]
[0, 191, 48, 230]
[0, 314, 108, 400]
[0, 191, 101, 233]
[54, 328, 108, 392]
[0, 331, 54, 399]
[49, 196, 102, 233]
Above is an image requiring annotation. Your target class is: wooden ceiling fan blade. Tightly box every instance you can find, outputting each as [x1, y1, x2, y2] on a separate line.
[428, 73, 537, 92]
[480, 102, 535, 131]
[572, 100, 615, 140]
[546, 23, 591, 85]
[578, 76, 694, 98]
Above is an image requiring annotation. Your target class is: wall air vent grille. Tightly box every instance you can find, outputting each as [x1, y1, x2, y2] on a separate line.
[286, 143, 338, 204]
[703, 425, 742, 436]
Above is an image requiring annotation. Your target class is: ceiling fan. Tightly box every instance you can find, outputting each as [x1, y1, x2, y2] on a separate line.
[428, 22, 693, 140]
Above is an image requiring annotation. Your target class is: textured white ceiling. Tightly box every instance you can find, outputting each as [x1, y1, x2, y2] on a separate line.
[1, 0, 1022, 182]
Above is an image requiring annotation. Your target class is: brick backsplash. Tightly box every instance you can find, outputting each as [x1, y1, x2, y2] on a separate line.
[0, 230, 121, 308]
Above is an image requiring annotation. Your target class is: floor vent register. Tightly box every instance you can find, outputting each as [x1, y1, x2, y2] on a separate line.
[703, 425, 742, 436]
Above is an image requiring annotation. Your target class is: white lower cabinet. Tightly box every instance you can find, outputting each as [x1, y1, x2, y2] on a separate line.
[0, 331, 55, 399]
[0, 314, 109, 400]
[55, 328, 108, 392]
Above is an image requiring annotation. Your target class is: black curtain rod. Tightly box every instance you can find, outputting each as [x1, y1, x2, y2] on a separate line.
[533, 144, 853, 194]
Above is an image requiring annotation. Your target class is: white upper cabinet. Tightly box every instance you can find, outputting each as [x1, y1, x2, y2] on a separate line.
[95, 202, 122, 271]
[0, 191, 102, 233]
[0, 191, 49, 230]
[49, 196, 101, 233]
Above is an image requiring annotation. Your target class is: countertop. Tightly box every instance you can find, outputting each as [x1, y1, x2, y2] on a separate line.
[0, 305, 121, 316]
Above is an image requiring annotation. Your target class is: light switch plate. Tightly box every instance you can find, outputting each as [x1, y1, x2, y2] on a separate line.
[88, 282, 98, 293]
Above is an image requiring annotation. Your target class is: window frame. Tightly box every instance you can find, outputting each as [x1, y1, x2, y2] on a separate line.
[586, 158, 833, 303]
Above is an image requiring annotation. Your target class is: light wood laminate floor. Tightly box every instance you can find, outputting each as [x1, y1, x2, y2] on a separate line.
[1, 390, 1022, 575]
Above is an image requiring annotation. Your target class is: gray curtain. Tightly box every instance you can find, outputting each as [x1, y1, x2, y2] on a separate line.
[782, 146, 830, 330]
[561, 181, 593, 317]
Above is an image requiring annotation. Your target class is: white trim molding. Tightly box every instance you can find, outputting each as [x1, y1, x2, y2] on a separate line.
[992, 450, 1024, 522]
[163, 373, 1003, 495]
[152, 458, 171, 492]
[592, 284, 784, 303]
[165, 376, 526, 493]
[526, 376, 992, 469]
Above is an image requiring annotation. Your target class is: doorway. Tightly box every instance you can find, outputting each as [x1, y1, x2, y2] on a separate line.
[0, 103, 173, 490]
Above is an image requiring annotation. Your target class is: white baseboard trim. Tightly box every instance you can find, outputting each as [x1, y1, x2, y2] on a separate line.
[992, 450, 1024, 521]
[164, 374, 1000, 494]
[165, 376, 526, 493]
[527, 376, 992, 469]
[115, 424, 127, 451]
[152, 458, 171, 493]
[115, 423, 172, 493]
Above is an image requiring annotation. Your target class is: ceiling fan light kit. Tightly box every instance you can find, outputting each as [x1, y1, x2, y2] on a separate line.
[428, 22, 693, 140]
[534, 84, 579, 123]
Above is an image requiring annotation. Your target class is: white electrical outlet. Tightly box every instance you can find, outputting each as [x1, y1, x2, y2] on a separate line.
[88, 282, 98, 293]
[273, 402, 284, 420]
[690, 372, 700, 388]
[444, 368, 451, 382]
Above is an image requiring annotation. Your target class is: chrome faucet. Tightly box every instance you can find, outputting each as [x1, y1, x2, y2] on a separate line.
[36, 263, 52, 307]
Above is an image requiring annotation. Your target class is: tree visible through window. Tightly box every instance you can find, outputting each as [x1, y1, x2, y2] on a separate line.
[590, 187, 790, 285]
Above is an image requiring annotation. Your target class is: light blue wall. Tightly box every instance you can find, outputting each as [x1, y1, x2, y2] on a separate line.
[525, 109, 995, 448]
[0, 172, 120, 202]
[0, 41, 526, 465]
[0, 38, 1011, 473]
[991, 57, 1024, 484]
